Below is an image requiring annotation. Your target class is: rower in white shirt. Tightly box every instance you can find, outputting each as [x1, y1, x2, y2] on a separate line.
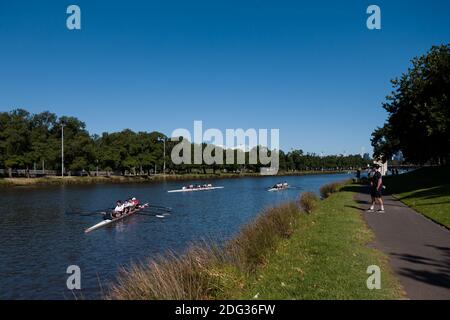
[113, 200, 125, 218]
[123, 198, 134, 213]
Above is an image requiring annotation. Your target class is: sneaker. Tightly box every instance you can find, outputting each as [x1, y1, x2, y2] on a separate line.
[377, 209, 385, 213]
[366, 209, 375, 212]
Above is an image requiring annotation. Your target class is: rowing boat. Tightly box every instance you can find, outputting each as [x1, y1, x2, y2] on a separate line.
[167, 186, 224, 193]
[84, 203, 149, 234]
[268, 186, 289, 192]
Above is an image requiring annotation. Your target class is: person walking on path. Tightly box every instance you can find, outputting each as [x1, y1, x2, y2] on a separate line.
[367, 164, 385, 213]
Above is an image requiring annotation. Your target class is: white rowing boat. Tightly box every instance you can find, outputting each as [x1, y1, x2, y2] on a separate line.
[268, 186, 289, 192]
[167, 186, 224, 193]
[84, 203, 149, 234]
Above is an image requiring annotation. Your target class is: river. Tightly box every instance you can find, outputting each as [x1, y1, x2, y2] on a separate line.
[0, 173, 352, 299]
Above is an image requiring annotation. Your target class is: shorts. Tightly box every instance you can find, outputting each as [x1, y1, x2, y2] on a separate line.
[370, 188, 382, 198]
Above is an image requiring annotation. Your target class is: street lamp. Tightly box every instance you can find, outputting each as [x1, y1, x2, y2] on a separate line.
[158, 136, 166, 175]
[61, 123, 65, 177]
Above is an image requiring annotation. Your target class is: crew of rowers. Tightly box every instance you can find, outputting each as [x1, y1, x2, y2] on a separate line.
[272, 182, 289, 190]
[112, 197, 140, 218]
[181, 183, 213, 190]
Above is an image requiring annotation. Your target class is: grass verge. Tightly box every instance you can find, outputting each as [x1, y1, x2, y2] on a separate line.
[237, 189, 403, 299]
[383, 167, 450, 228]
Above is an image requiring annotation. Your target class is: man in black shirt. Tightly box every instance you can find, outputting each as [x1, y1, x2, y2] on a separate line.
[367, 164, 385, 213]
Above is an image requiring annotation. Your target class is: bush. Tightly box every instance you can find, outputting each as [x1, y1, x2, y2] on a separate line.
[299, 192, 318, 214]
[320, 182, 341, 199]
[226, 202, 300, 272]
[108, 243, 229, 300]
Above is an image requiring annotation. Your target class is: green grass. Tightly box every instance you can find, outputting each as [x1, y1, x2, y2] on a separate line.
[383, 167, 450, 228]
[233, 190, 403, 299]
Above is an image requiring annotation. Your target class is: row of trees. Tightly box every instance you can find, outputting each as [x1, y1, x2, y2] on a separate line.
[0, 109, 370, 177]
[371, 44, 450, 165]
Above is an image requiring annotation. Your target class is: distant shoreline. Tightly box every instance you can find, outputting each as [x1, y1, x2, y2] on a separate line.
[0, 170, 353, 187]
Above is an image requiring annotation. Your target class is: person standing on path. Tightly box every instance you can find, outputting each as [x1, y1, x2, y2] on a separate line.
[367, 164, 385, 213]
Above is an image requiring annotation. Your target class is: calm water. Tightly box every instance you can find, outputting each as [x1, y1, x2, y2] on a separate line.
[0, 173, 351, 299]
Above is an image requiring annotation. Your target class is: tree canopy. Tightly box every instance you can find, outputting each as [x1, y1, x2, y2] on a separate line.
[0, 108, 369, 176]
[372, 44, 450, 164]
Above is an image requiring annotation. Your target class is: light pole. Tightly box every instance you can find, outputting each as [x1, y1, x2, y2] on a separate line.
[158, 136, 166, 175]
[61, 123, 65, 177]
[163, 138, 166, 174]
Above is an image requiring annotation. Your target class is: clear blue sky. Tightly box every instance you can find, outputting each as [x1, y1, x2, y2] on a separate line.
[0, 0, 449, 155]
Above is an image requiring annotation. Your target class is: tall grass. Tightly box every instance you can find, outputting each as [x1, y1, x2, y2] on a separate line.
[109, 244, 228, 300]
[299, 192, 319, 214]
[319, 182, 342, 199]
[108, 202, 301, 300]
[226, 202, 300, 272]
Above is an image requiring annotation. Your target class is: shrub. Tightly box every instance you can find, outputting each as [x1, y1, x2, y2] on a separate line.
[299, 192, 318, 214]
[226, 202, 300, 272]
[108, 243, 229, 300]
[319, 182, 341, 199]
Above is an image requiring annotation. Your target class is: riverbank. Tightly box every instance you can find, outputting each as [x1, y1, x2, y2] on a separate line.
[108, 182, 403, 300]
[0, 170, 348, 187]
[383, 166, 450, 228]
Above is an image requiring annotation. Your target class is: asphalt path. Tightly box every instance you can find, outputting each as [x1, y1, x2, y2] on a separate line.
[354, 188, 450, 299]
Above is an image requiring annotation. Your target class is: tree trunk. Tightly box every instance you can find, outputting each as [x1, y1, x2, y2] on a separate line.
[8, 168, 12, 178]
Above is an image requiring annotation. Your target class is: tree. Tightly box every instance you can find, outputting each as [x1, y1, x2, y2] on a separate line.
[0, 109, 32, 176]
[372, 44, 450, 164]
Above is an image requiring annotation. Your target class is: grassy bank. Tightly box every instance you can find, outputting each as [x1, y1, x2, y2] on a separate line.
[0, 170, 347, 187]
[108, 183, 403, 300]
[383, 166, 450, 228]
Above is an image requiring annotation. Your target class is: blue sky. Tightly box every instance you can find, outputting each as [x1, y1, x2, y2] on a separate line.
[0, 0, 449, 155]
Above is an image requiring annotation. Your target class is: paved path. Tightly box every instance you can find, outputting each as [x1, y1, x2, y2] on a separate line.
[354, 188, 450, 300]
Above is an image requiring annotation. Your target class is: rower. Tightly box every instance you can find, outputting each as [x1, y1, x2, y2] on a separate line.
[113, 200, 124, 218]
[123, 198, 134, 213]
[131, 197, 139, 207]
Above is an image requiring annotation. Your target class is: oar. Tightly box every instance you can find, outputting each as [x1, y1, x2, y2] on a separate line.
[137, 211, 166, 218]
[140, 208, 171, 215]
[148, 204, 172, 211]
[69, 209, 113, 216]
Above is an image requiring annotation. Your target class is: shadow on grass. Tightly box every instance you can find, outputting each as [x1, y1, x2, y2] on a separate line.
[383, 167, 450, 195]
[340, 184, 367, 194]
[397, 184, 450, 202]
[344, 205, 366, 211]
